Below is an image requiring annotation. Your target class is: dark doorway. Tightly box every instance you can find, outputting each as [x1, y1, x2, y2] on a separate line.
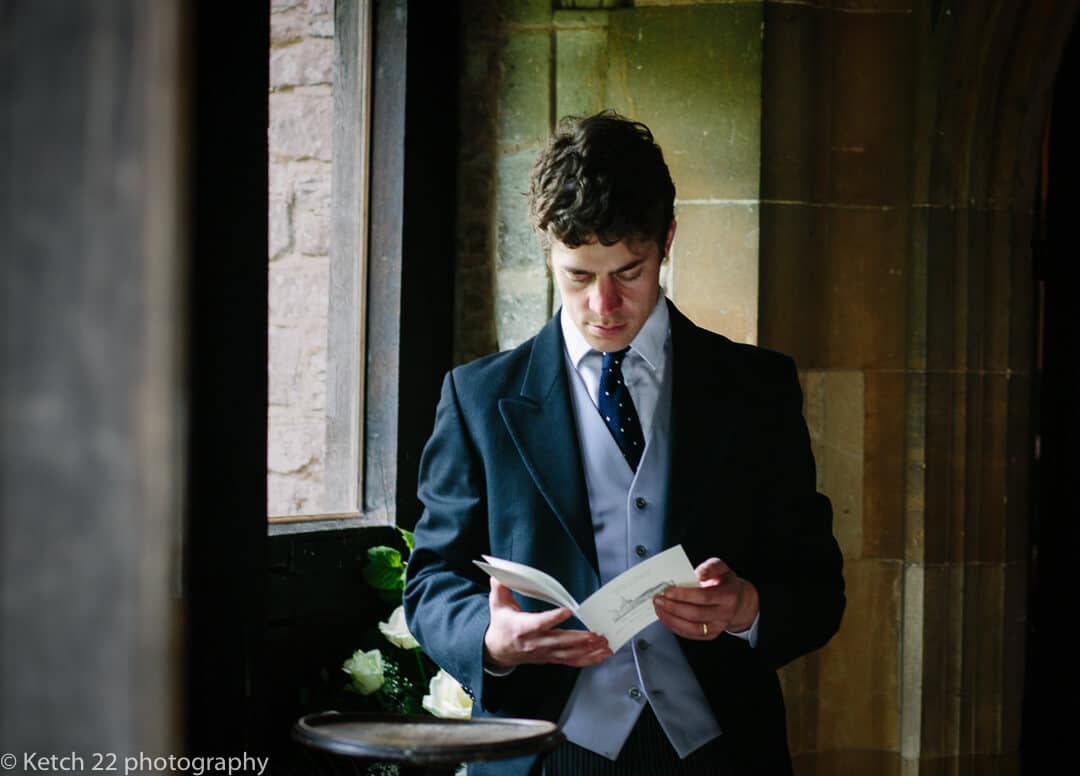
[1022, 19, 1080, 774]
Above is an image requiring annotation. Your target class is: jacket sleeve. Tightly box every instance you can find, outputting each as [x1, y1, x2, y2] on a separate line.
[403, 370, 499, 710]
[750, 357, 846, 671]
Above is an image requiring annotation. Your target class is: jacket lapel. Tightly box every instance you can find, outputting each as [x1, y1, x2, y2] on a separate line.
[664, 302, 744, 553]
[499, 316, 599, 577]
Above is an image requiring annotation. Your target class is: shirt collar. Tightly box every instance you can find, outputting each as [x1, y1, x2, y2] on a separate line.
[560, 294, 670, 372]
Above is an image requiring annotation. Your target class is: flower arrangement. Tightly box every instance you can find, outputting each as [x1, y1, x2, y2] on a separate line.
[341, 528, 473, 721]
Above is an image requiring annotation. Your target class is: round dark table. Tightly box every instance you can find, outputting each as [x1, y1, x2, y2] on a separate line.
[292, 712, 565, 775]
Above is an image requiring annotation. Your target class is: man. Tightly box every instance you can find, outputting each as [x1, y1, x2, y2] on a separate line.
[403, 112, 845, 775]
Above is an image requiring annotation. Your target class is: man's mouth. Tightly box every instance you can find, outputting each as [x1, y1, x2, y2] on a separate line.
[589, 322, 625, 334]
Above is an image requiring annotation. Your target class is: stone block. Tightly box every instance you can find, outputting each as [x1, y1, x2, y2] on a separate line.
[668, 202, 758, 344]
[495, 266, 550, 350]
[924, 205, 960, 371]
[553, 9, 610, 29]
[291, 160, 332, 255]
[267, 418, 326, 516]
[801, 370, 864, 560]
[832, 0, 915, 12]
[496, 148, 544, 269]
[269, 91, 333, 161]
[498, 30, 552, 148]
[272, 0, 333, 40]
[762, 3, 913, 206]
[760, 202, 909, 370]
[968, 373, 1008, 564]
[269, 195, 293, 260]
[501, 0, 552, 26]
[903, 375, 928, 566]
[792, 750, 901, 776]
[269, 161, 291, 199]
[782, 557, 901, 754]
[268, 321, 328, 411]
[271, 37, 334, 87]
[825, 11, 913, 206]
[921, 370, 1027, 566]
[816, 206, 908, 370]
[555, 23, 609, 119]
[454, 262, 499, 364]
[1003, 372, 1032, 564]
[761, 0, 825, 203]
[922, 370, 965, 565]
[290, 159, 333, 199]
[607, 3, 763, 201]
[918, 561, 965, 758]
[269, 260, 330, 321]
[863, 369, 905, 559]
[978, 209, 1032, 373]
[267, 416, 325, 475]
[964, 563, 1009, 756]
[758, 203, 826, 366]
[294, 209, 331, 256]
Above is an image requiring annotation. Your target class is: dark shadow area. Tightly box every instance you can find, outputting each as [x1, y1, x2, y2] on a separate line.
[185, 1, 458, 772]
[1022, 18, 1080, 775]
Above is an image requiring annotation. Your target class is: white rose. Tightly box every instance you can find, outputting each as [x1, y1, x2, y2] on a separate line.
[422, 669, 473, 719]
[342, 648, 385, 696]
[378, 605, 420, 650]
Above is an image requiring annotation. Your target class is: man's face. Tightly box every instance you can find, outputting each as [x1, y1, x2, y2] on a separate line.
[549, 225, 674, 352]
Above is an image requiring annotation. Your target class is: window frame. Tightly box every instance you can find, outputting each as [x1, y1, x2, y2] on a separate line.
[268, 0, 459, 534]
[268, 0, 374, 530]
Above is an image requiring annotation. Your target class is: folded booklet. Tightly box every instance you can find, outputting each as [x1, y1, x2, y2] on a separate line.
[473, 544, 698, 652]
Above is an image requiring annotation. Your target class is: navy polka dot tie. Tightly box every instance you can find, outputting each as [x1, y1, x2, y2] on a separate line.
[598, 348, 645, 472]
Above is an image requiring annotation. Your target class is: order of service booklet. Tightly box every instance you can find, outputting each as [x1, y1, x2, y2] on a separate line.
[473, 544, 698, 652]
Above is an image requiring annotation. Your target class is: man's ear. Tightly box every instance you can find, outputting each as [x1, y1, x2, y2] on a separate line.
[663, 219, 677, 259]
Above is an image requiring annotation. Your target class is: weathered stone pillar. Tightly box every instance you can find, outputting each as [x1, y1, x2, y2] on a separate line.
[1, 0, 184, 758]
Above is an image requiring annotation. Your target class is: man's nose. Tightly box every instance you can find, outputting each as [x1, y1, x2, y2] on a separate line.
[590, 278, 620, 316]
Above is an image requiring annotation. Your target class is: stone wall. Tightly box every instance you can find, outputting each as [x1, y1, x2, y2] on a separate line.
[267, 0, 334, 516]
[455, 0, 763, 362]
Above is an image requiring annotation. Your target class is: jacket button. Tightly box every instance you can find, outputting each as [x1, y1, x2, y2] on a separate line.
[628, 687, 642, 701]
[635, 545, 647, 557]
[634, 497, 647, 510]
[636, 639, 649, 651]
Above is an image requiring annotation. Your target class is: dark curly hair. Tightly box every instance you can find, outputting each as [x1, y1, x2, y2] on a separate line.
[527, 111, 676, 256]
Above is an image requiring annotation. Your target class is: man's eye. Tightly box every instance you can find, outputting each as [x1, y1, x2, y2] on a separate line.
[617, 270, 643, 282]
[568, 273, 591, 285]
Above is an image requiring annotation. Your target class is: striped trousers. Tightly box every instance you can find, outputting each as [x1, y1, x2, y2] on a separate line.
[540, 705, 731, 776]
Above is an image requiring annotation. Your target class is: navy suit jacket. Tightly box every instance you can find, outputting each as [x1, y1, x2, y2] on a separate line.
[403, 301, 845, 775]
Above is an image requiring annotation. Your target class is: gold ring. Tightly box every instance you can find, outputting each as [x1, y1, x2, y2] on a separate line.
[702, 623, 709, 636]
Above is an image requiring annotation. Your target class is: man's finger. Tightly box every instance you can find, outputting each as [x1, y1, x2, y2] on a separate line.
[528, 605, 577, 631]
[655, 592, 719, 621]
[654, 607, 718, 641]
[490, 580, 577, 631]
[694, 557, 731, 582]
[489, 577, 521, 611]
[548, 645, 613, 667]
[661, 579, 736, 606]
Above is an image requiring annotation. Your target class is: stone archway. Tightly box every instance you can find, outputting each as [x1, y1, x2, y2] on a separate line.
[760, 1, 1079, 772]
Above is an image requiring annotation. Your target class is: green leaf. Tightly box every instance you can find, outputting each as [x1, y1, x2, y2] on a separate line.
[364, 546, 405, 591]
[398, 527, 415, 553]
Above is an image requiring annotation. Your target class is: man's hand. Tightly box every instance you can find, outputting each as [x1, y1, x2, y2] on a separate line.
[483, 578, 613, 670]
[653, 557, 759, 640]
